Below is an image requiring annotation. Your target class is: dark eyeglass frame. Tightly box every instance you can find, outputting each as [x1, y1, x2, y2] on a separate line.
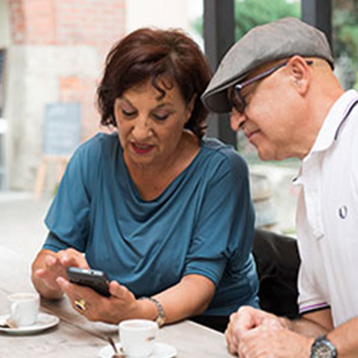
[230, 60, 313, 114]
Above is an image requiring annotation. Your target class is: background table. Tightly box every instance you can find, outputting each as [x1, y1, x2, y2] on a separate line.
[0, 246, 233, 357]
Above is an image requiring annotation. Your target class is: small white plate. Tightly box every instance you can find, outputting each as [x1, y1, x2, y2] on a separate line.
[0, 312, 60, 335]
[98, 342, 177, 358]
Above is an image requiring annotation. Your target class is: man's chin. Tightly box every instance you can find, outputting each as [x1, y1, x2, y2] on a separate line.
[258, 150, 288, 162]
[258, 153, 271, 161]
[257, 148, 273, 161]
[257, 149, 281, 162]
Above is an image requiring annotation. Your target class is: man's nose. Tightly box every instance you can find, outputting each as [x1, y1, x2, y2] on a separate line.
[230, 109, 246, 131]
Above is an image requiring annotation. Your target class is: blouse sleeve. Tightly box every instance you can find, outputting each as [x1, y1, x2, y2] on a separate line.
[43, 142, 96, 253]
[183, 152, 255, 286]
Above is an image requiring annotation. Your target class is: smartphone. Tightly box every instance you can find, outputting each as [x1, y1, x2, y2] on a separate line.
[66, 267, 110, 297]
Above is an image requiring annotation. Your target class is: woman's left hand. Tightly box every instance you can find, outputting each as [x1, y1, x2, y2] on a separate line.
[56, 277, 140, 324]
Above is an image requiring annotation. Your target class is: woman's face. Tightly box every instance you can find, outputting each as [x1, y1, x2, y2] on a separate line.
[114, 80, 194, 168]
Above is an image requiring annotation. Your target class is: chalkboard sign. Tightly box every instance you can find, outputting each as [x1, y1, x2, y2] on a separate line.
[43, 103, 81, 156]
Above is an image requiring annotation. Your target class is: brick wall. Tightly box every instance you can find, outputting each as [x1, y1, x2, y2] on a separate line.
[8, 0, 125, 48]
[7, 0, 26, 43]
[56, 0, 126, 50]
[7, 0, 125, 140]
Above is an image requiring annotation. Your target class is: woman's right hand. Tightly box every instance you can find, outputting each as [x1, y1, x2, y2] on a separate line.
[31, 248, 89, 299]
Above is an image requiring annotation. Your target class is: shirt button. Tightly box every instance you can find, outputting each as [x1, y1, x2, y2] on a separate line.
[339, 206, 348, 219]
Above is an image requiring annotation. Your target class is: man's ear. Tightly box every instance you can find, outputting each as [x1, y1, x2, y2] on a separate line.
[287, 55, 310, 94]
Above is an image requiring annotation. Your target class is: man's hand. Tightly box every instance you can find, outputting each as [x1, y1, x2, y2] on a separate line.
[225, 306, 288, 355]
[238, 318, 314, 358]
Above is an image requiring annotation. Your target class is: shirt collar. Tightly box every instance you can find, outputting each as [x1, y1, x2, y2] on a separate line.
[304, 90, 358, 160]
[294, 90, 358, 185]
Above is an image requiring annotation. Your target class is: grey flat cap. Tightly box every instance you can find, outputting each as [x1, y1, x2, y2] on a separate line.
[202, 17, 334, 113]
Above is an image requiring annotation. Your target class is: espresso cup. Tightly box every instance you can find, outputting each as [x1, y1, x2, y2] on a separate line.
[119, 319, 158, 357]
[8, 292, 40, 327]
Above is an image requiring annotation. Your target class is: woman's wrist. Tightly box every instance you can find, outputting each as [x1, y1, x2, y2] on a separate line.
[135, 297, 159, 322]
[138, 297, 166, 327]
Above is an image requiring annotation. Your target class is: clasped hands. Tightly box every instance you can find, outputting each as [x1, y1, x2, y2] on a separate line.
[33, 248, 139, 324]
[225, 306, 312, 358]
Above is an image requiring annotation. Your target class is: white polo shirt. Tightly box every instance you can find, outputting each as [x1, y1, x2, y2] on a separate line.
[294, 90, 358, 327]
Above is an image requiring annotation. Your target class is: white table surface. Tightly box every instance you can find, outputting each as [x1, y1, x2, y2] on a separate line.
[0, 246, 233, 357]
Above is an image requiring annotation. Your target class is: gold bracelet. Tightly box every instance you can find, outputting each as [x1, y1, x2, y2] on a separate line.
[139, 297, 166, 327]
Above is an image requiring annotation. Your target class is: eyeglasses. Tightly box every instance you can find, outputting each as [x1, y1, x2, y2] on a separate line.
[229, 60, 313, 114]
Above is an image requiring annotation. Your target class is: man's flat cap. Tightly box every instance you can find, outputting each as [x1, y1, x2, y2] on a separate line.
[202, 17, 334, 113]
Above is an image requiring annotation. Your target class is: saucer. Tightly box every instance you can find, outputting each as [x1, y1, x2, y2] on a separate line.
[98, 342, 177, 358]
[0, 313, 60, 335]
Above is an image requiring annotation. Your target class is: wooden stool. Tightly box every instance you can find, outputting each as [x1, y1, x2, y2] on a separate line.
[34, 155, 69, 200]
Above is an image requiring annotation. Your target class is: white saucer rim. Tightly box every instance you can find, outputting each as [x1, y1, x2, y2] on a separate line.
[0, 312, 60, 334]
[98, 342, 177, 358]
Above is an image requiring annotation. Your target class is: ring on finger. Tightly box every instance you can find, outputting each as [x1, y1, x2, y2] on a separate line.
[74, 298, 87, 312]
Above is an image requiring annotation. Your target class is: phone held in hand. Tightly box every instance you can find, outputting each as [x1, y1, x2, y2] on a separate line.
[66, 267, 110, 297]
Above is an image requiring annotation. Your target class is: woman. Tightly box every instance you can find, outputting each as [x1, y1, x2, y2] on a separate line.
[31, 28, 259, 331]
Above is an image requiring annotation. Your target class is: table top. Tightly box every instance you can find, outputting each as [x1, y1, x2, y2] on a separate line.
[0, 246, 233, 357]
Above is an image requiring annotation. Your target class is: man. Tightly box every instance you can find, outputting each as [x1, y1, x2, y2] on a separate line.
[202, 17, 358, 358]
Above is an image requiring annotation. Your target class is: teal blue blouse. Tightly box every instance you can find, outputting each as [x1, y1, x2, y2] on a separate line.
[44, 132, 259, 316]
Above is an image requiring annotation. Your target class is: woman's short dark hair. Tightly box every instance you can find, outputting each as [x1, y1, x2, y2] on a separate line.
[97, 28, 212, 139]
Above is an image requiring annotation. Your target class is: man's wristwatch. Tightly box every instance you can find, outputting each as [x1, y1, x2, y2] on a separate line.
[311, 335, 337, 358]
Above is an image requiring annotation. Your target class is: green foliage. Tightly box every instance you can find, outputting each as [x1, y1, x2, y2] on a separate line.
[333, 3, 358, 64]
[191, 0, 300, 40]
[338, 26, 358, 56]
[190, 1, 358, 86]
[234, 0, 300, 40]
[331, 2, 358, 88]
[191, 16, 202, 37]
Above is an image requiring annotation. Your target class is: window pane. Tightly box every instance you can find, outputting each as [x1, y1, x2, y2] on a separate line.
[0, 50, 5, 117]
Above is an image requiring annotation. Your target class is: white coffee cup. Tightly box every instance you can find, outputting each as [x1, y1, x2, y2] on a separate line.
[119, 319, 158, 357]
[8, 292, 40, 327]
